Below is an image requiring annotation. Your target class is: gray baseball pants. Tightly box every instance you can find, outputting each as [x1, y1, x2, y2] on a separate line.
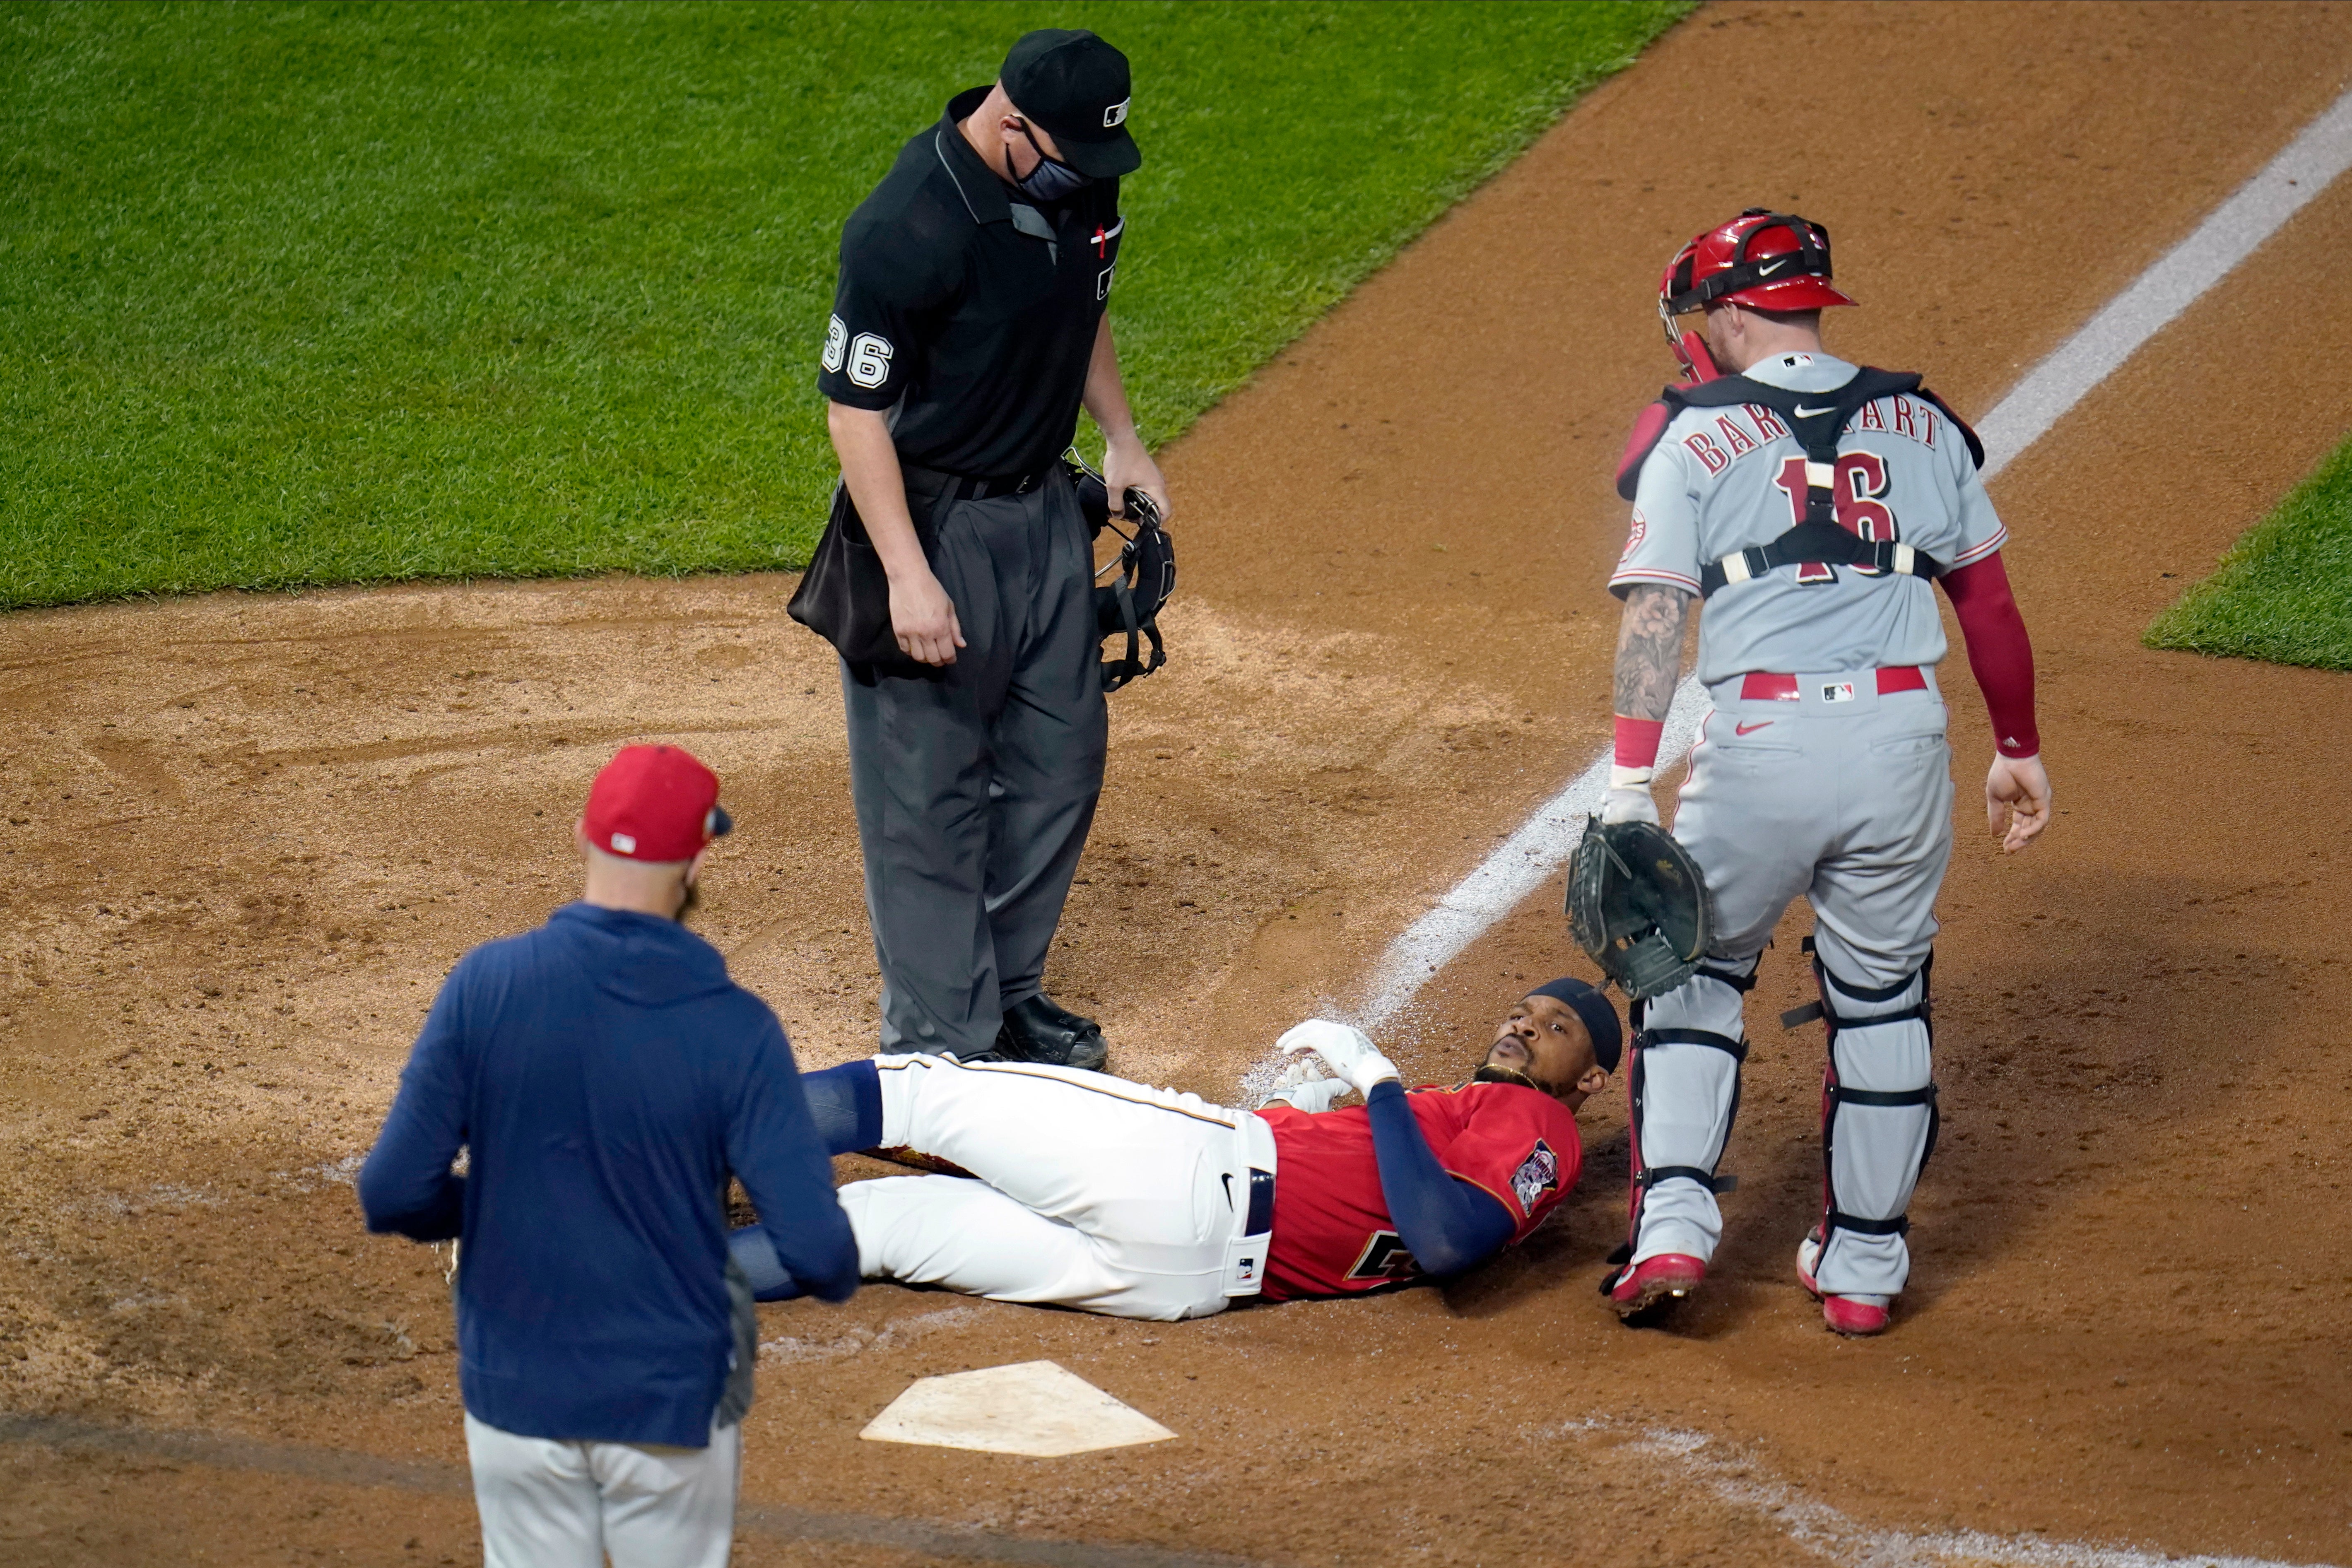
[841, 470, 1106, 1058]
[1631, 671, 1952, 1301]
[465, 1412, 739, 1568]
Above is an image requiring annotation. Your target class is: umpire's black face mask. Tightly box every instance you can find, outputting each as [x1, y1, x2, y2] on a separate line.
[1008, 119, 1093, 203]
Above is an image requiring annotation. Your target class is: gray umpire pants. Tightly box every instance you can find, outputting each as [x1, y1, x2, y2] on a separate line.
[841, 469, 1106, 1058]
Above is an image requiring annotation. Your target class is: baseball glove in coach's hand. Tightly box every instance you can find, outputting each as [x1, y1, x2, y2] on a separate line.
[1567, 818, 1715, 1000]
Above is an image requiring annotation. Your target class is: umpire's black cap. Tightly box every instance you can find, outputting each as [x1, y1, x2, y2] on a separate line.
[1001, 29, 1140, 178]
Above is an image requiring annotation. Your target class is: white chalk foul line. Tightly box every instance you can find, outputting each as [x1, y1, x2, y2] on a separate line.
[1353, 79, 2352, 1035]
[1355, 678, 1708, 1030]
[1977, 86, 2352, 484]
[1578, 1422, 2342, 1568]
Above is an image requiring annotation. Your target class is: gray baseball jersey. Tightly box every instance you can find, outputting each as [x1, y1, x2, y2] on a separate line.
[1610, 352, 2007, 684]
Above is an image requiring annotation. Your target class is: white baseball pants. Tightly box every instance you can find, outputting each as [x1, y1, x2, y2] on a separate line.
[843, 1054, 1261, 1322]
[464, 1411, 739, 1568]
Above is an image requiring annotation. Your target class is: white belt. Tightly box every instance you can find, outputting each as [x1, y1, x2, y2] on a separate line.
[1221, 1110, 1278, 1298]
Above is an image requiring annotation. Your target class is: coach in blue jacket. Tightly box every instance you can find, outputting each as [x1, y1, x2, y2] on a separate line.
[360, 744, 857, 1568]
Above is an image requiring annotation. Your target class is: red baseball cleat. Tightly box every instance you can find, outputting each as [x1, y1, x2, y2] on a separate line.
[1820, 1294, 1891, 1336]
[1605, 1252, 1706, 1318]
[1796, 1230, 1892, 1336]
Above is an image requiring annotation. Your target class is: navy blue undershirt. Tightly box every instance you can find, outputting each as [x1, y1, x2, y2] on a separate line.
[1362, 1079, 1517, 1275]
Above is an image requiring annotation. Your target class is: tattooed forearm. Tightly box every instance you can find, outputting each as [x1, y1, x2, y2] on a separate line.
[1612, 584, 1692, 720]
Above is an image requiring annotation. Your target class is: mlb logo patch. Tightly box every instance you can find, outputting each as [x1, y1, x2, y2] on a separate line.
[1822, 681, 1857, 703]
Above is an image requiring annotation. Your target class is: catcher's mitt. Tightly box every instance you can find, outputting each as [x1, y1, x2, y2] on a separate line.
[1566, 817, 1715, 1000]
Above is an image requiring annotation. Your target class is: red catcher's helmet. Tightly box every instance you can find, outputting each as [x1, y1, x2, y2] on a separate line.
[1657, 210, 1856, 381]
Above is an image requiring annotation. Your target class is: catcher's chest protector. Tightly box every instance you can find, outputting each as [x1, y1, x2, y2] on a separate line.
[1617, 369, 1985, 597]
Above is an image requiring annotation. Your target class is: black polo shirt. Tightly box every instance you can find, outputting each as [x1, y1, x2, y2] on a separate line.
[817, 86, 1125, 480]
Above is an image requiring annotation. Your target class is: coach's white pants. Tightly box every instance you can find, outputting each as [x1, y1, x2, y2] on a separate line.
[844, 1054, 1250, 1322]
[465, 1411, 739, 1568]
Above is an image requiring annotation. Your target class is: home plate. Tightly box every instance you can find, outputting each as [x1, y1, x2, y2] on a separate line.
[859, 1360, 1176, 1457]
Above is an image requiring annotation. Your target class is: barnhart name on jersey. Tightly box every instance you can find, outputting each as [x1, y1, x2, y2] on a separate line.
[1675, 390, 1950, 479]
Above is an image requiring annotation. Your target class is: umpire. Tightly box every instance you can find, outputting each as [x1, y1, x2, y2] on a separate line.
[813, 29, 1168, 1072]
[359, 745, 857, 1568]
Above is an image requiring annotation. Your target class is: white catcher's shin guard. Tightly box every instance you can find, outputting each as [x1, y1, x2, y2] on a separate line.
[1798, 950, 1938, 1302]
[1610, 959, 1755, 1277]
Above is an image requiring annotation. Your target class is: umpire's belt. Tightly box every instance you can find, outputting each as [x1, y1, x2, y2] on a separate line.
[1739, 666, 1928, 702]
[1221, 1110, 1279, 1299]
[900, 460, 1052, 506]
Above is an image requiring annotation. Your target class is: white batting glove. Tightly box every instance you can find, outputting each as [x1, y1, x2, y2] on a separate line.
[1256, 1055, 1350, 1113]
[1601, 764, 1660, 826]
[1276, 1019, 1401, 1099]
[1279, 1081, 1354, 1114]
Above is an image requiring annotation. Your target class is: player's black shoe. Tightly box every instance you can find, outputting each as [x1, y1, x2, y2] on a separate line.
[991, 994, 1109, 1072]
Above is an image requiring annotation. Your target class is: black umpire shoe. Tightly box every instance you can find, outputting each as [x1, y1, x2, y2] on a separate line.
[992, 994, 1109, 1072]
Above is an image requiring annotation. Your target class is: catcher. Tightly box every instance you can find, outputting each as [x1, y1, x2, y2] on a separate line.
[728, 980, 1620, 1320]
[1577, 210, 2051, 1336]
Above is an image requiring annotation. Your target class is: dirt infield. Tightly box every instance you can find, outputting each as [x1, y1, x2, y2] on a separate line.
[6, 4, 2352, 1564]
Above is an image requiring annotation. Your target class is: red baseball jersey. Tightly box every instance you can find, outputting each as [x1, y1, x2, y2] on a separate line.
[1252, 1082, 1582, 1301]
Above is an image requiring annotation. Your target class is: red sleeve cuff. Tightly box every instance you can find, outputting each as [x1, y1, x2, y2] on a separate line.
[1614, 716, 1664, 770]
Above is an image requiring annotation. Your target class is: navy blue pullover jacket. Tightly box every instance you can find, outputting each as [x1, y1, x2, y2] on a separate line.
[359, 903, 858, 1447]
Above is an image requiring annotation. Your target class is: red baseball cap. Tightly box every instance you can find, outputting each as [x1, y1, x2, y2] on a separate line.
[582, 745, 733, 862]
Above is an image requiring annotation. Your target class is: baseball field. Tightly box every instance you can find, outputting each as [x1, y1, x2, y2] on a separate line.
[2149, 436, 2352, 670]
[0, 0, 1677, 604]
[5, 4, 2352, 1566]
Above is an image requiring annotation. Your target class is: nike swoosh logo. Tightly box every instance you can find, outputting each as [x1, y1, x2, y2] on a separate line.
[1794, 405, 1834, 418]
[1736, 720, 1775, 736]
[1758, 258, 1789, 275]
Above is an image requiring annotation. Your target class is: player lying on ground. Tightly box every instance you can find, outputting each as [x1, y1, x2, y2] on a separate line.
[728, 980, 1622, 1320]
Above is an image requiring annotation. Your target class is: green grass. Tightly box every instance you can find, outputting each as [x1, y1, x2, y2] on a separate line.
[2146, 436, 2352, 671]
[0, 0, 1685, 607]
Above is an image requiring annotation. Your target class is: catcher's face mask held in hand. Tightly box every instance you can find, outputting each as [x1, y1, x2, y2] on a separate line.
[1064, 450, 1175, 692]
[1567, 818, 1715, 1000]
